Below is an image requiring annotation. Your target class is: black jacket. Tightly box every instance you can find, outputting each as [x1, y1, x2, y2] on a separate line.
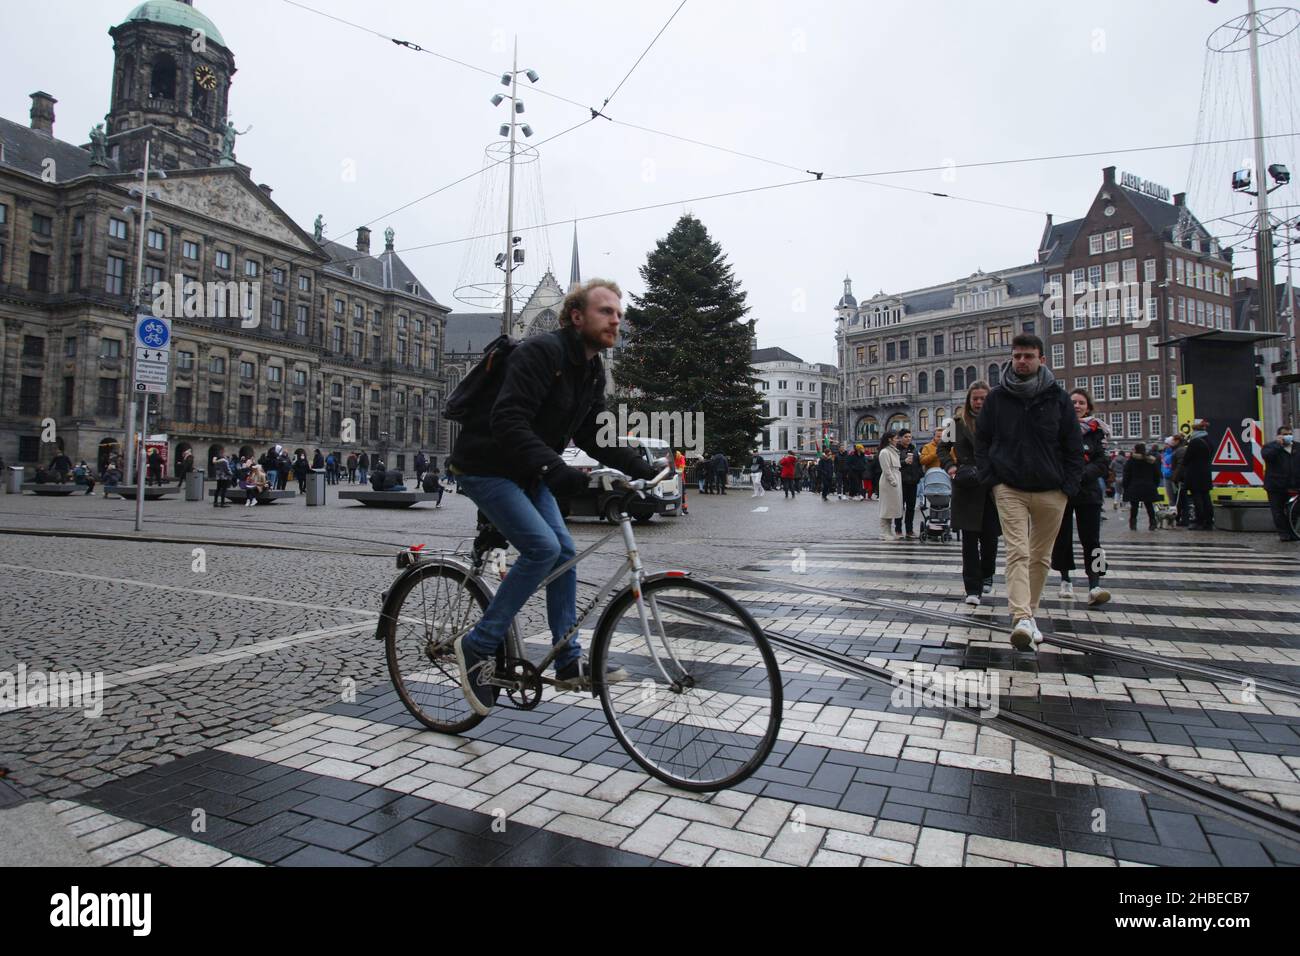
[448, 326, 653, 484]
[1183, 435, 1212, 492]
[1261, 440, 1300, 492]
[1123, 454, 1160, 503]
[974, 376, 1084, 497]
[817, 456, 835, 479]
[1073, 419, 1110, 507]
[897, 445, 923, 485]
[847, 452, 866, 476]
[834, 451, 850, 475]
[939, 414, 999, 533]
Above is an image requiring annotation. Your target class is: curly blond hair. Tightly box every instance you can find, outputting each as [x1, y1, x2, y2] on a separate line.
[560, 278, 623, 326]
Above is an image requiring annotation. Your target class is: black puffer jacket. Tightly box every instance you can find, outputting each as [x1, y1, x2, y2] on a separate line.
[974, 371, 1083, 498]
[897, 445, 924, 485]
[448, 326, 653, 484]
[1123, 454, 1161, 503]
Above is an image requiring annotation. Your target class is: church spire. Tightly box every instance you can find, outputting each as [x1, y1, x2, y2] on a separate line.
[569, 221, 581, 292]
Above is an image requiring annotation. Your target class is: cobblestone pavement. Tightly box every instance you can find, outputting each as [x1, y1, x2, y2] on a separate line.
[2, 484, 1298, 866]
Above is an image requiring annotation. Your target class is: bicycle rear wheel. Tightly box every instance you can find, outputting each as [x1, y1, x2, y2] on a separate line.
[381, 561, 495, 735]
[592, 576, 782, 791]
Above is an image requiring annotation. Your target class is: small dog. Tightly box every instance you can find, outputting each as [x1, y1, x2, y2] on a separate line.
[1153, 505, 1179, 529]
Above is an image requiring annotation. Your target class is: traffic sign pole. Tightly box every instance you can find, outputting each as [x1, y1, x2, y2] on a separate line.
[131, 141, 152, 532]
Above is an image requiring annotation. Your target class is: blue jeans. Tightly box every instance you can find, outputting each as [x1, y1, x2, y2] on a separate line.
[456, 474, 579, 670]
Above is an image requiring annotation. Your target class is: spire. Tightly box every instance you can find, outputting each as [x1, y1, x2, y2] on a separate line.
[843, 275, 852, 298]
[569, 221, 581, 292]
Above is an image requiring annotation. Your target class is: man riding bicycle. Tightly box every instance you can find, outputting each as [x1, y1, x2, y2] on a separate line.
[447, 279, 658, 715]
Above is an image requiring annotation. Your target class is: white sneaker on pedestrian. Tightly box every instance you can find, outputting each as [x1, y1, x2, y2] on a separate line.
[1059, 580, 1074, 599]
[1030, 617, 1043, 644]
[964, 594, 980, 607]
[1088, 586, 1111, 606]
[1010, 617, 1036, 651]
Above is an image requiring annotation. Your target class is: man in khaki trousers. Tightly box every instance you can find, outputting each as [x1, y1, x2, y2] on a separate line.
[975, 334, 1083, 651]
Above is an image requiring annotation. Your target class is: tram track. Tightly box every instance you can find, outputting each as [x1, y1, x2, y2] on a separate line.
[715, 566, 1300, 701]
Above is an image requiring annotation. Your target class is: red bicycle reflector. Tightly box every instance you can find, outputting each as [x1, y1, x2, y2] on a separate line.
[410, 544, 425, 552]
[664, 570, 686, 578]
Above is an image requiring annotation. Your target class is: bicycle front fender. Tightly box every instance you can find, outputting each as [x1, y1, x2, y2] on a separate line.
[588, 570, 694, 694]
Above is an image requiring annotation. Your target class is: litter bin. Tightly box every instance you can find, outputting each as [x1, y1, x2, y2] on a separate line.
[306, 468, 327, 506]
[185, 469, 206, 502]
[5, 465, 24, 494]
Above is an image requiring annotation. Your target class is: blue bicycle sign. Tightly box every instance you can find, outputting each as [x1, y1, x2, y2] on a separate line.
[138, 317, 170, 349]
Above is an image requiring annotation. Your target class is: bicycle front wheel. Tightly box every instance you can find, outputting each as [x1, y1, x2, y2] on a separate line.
[592, 576, 783, 791]
[381, 561, 494, 735]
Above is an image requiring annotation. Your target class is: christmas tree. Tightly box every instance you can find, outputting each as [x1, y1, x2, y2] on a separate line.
[618, 215, 772, 464]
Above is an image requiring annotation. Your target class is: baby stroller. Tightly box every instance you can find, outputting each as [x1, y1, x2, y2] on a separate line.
[918, 467, 953, 542]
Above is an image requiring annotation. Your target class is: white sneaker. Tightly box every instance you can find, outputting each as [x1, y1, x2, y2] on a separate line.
[1030, 617, 1043, 644]
[1088, 586, 1111, 607]
[1059, 580, 1074, 599]
[1010, 617, 1036, 651]
[964, 594, 980, 607]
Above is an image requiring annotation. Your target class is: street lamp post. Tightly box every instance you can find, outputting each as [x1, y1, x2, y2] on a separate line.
[491, 41, 539, 338]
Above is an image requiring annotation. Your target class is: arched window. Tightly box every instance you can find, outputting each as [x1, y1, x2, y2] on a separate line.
[854, 416, 879, 442]
[918, 408, 929, 432]
[954, 367, 965, 391]
[855, 378, 864, 399]
[868, 378, 879, 396]
[886, 375, 897, 394]
[900, 373, 910, 395]
[988, 363, 1000, 386]
[966, 366, 978, 388]
[150, 53, 177, 99]
[934, 369, 945, 393]
[936, 408, 947, 428]
[917, 371, 928, 395]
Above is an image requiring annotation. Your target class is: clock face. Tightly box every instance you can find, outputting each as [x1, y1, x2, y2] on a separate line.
[1103, 204, 1116, 217]
[195, 65, 218, 91]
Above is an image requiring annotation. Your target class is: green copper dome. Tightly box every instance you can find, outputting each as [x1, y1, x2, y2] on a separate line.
[123, 1, 226, 48]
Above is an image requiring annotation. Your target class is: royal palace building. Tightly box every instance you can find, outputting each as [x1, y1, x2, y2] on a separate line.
[0, 0, 449, 474]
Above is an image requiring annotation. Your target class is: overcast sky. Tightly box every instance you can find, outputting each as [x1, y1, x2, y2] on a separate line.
[3, 0, 1297, 365]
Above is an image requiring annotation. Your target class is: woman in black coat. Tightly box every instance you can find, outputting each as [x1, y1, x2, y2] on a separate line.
[1050, 388, 1111, 605]
[1123, 443, 1161, 530]
[939, 380, 1000, 606]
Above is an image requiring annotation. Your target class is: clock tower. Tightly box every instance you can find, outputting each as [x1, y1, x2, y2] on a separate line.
[105, 0, 237, 171]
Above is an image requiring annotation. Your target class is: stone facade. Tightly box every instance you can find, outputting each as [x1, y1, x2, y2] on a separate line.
[0, 1, 449, 474]
[835, 269, 1044, 446]
[751, 347, 839, 457]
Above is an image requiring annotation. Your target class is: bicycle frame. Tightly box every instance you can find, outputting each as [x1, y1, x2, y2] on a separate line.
[491, 503, 687, 687]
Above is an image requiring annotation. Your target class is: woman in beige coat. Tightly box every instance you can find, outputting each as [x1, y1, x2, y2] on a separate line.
[877, 431, 904, 539]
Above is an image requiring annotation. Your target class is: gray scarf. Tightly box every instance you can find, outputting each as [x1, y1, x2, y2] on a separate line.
[999, 362, 1056, 401]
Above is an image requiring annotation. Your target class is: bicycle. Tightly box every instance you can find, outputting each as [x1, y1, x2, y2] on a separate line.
[376, 466, 783, 791]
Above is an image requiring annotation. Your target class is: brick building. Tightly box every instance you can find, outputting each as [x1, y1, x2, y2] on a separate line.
[1042, 166, 1233, 444]
[0, 0, 449, 473]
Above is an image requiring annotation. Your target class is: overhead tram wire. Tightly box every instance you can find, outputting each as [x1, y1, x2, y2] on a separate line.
[278, 1, 1300, 221]
[598, 0, 690, 112]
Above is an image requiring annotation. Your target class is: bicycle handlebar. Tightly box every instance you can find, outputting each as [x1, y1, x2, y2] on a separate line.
[591, 465, 675, 496]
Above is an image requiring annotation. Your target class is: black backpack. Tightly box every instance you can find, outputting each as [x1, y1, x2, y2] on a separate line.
[443, 335, 516, 423]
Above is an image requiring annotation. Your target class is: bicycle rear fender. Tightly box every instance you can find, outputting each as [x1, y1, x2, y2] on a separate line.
[375, 556, 476, 641]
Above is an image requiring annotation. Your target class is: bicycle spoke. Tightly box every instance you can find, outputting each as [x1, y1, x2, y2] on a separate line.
[596, 579, 780, 790]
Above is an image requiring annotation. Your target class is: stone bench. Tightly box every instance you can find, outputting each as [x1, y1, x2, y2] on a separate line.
[110, 485, 177, 500]
[216, 488, 297, 504]
[21, 483, 80, 496]
[338, 490, 441, 508]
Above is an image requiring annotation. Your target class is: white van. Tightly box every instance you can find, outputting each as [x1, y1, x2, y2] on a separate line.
[559, 437, 681, 523]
